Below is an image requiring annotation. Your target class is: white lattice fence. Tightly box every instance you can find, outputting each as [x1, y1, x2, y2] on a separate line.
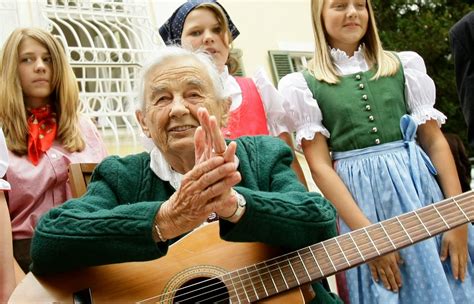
[41, 0, 162, 154]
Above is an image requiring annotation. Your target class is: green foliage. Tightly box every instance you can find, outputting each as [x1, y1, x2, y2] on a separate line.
[371, 0, 473, 152]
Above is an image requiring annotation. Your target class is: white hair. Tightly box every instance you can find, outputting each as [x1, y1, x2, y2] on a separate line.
[135, 46, 227, 112]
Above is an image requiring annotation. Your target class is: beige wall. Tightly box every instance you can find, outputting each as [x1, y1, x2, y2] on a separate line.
[152, 0, 315, 81]
[219, 0, 314, 78]
[1, 0, 316, 82]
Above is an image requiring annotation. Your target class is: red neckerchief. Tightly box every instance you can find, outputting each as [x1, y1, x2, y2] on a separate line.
[27, 104, 57, 165]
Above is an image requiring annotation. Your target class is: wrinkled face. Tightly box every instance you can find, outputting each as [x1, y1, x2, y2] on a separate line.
[181, 8, 230, 72]
[322, 0, 369, 54]
[17, 37, 53, 109]
[138, 56, 226, 156]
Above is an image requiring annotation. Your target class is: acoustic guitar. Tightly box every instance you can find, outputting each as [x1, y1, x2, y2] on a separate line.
[9, 191, 474, 303]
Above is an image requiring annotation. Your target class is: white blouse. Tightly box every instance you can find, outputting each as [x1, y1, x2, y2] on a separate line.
[150, 147, 183, 190]
[221, 66, 290, 136]
[278, 48, 446, 146]
[0, 128, 10, 191]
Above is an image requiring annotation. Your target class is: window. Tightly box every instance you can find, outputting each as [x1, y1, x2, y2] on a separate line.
[268, 50, 313, 85]
[42, 0, 161, 154]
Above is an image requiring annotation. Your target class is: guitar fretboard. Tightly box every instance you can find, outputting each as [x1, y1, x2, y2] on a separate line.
[223, 191, 474, 303]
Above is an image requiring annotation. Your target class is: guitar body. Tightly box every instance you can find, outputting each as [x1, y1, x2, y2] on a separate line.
[9, 222, 311, 303]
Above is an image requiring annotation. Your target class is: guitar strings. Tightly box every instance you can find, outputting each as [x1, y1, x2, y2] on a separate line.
[151, 194, 474, 303]
[165, 197, 472, 299]
[178, 198, 474, 304]
[305, 202, 472, 280]
[219, 196, 474, 303]
[138, 193, 474, 303]
[137, 192, 474, 303]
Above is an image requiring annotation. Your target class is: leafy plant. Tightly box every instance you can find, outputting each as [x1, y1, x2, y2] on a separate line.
[372, 0, 473, 153]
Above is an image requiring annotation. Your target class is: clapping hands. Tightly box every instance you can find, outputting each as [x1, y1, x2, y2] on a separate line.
[158, 108, 241, 239]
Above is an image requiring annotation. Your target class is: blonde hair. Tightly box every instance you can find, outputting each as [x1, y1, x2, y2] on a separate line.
[0, 27, 84, 155]
[194, 3, 240, 75]
[309, 0, 399, 84]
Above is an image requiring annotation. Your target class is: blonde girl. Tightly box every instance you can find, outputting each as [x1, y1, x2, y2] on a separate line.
[279, 0, 474, 303]
[0, 27, 107, 272]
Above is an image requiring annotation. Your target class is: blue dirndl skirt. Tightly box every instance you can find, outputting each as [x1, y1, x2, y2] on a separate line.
[332, 115, 474, 304]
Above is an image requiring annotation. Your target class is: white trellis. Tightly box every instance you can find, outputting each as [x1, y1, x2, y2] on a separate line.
[40, 0, 163, 155]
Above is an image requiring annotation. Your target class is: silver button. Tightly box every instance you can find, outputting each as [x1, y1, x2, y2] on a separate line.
[365, 105, 371, 111]
[359, 83, 364, 89]
[369, 115, 375, 121]
[356, 74, 361, 80]
[362, 94, 368, 100]
[372, 127, 378, 133]
[375, 138, 381, 144]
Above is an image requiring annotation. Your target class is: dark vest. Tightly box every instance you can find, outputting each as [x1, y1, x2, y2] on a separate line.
[302, 64, 407, 151]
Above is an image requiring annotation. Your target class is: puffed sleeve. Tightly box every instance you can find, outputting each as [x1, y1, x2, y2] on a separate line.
[278, 72, 330, 146]
[0, 128, 10, 191]
[399, 51, 447, 126]
[252, 67, 290, 136]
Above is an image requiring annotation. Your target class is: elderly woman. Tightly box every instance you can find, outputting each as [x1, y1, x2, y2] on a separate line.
[30, 47, 340, 303]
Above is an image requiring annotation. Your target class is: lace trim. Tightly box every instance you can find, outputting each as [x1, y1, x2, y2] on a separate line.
[330, 45, 364, 62]
[410, 107, 447, 127]
[295, 123, 330, 148]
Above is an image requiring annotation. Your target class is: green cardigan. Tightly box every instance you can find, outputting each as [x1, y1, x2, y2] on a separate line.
[31, 136, 341, 303]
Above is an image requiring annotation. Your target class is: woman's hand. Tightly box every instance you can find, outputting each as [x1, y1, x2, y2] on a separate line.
[195, 107, 234, 164]
[368, 251, 403, 292]
[156, 107, 241, 238]
[159, 155, 241, 238]
[194, 107, 240, 218]
[441, 224, 468, 281]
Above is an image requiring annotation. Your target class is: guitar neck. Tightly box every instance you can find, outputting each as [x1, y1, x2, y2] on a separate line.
[223, 191, 474, 302]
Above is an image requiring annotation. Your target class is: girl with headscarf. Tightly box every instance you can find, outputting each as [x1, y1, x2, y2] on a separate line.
[159, 0, 307, 185]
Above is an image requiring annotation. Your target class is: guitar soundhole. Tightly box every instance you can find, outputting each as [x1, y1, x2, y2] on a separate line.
[173, 277, 229, 304]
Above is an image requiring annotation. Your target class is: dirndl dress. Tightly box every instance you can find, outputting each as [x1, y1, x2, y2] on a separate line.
[333, 115, 474, 304]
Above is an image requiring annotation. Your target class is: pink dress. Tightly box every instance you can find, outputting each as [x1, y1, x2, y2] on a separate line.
[221, 77, 270, 139]
[7, 117, 108, 240]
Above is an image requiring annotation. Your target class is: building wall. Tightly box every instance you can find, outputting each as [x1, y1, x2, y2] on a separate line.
[221, 0, 315, 77]
[0, 1, 50, 43]
[0, 0, 317, 91]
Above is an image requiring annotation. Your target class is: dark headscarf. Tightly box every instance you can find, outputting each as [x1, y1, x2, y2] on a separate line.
[159, 0, 240, 46]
